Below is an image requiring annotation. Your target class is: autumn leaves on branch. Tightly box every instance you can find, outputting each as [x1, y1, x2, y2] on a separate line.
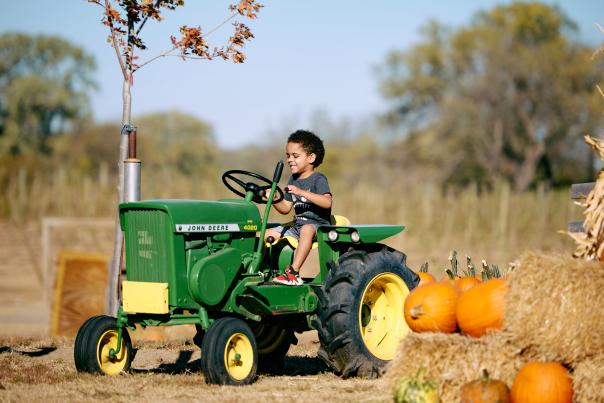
[88, 0, 262, 74]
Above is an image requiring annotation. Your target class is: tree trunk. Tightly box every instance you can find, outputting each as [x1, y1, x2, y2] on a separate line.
[106, 70, 132, 315]
[513, 139, 545, 192]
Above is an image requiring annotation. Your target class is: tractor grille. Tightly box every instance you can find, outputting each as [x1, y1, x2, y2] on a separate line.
[124, 209, 170, 282]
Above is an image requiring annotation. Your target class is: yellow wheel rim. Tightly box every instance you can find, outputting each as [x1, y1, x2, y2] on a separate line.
[224, 332, 254, 381]
[358, 272, 410, 360]
[96, 330, 128, 375]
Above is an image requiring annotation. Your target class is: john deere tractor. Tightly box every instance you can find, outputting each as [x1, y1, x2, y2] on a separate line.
[74, 161, 419, 384]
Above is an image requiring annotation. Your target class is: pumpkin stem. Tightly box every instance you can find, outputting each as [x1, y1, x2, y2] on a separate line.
[481, 260, 492, 280]
[448, 250, 458, 277]
[420, 262, 429, 273]
[409, 305, 424, 320]
[415, 367, 428, 381]
[466, 256, 476, 277]
[481, 368, 490, 382]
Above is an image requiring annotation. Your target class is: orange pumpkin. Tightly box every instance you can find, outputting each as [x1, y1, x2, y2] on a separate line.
[455, 276, 481, 293]
[404, 282, 459, 333]
[417, 271, 436, 286]
[511, 362, 572, 403]
[456, 278, 507, 337]
[461, 369, 510, 403]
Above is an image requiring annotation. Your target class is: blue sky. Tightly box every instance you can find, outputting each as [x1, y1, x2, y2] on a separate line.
[1, 1, 603, 149]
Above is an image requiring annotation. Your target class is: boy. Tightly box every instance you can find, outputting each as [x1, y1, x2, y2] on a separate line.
[266, 130, 332, 286]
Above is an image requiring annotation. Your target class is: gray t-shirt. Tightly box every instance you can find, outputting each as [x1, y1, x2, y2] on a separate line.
[285, 172, 332, 225]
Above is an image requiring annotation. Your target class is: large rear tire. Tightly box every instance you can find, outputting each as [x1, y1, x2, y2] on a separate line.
[313, 247, 418, 378]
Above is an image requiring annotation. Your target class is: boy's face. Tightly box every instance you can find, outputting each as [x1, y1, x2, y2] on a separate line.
[286, 141, 315, 175]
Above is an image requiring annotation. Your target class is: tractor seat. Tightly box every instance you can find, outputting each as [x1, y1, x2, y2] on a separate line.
[269, 215, 351, 250]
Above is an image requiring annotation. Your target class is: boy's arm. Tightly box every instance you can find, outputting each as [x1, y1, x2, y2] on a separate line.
[285, 185, 333, 209]
[272, 198, 293, 214]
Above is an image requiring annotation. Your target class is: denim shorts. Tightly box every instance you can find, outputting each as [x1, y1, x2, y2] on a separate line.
[273, 217, 326, 240]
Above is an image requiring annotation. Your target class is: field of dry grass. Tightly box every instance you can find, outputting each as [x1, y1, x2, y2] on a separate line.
[3, 168, 580, 272]
[0, 335, 392, 402]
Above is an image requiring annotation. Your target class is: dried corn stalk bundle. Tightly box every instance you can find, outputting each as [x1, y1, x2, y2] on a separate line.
[569, 135, 604, 259]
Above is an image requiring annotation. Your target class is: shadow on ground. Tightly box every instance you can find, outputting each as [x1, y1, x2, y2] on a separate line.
[132, 349, 329, 377]
[0, 346, 57, 357]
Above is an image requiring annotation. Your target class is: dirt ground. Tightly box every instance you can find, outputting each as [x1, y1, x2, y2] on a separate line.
[0, 333, 392, 403]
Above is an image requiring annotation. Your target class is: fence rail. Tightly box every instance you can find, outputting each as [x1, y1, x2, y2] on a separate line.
[569, 182, 595, 233]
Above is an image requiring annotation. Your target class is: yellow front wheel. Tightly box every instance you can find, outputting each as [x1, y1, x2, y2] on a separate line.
[74, 315, 133, 375]
[202, 317, 258, 385]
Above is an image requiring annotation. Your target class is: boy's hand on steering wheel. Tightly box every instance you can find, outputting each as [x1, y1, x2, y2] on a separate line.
[285, 185, 302, 196]
[260, 188, 280, 202]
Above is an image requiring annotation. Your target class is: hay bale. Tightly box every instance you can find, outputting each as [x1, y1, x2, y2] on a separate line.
[573, 354, 604, 403]
[503, 252, 604, 364]
[51, 251, 109, 337]
[385, 333, 522, 402]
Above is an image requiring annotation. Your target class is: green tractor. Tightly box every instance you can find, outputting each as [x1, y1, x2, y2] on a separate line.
[74, 161, 419, 384]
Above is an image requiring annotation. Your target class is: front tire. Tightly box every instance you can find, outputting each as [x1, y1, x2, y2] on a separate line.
[313, 247, 418, 378]
[202, 317, 258, 385]
[73, 315, 133, 375]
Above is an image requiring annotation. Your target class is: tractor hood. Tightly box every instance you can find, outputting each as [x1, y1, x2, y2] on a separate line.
[119, 199, 261, 233]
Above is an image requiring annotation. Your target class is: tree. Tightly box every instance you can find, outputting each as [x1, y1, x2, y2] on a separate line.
[136, 111, 217, 176]
[378, 3, 603, 191]
[0, 33, 96, 156]
[90, 0, 262, 314]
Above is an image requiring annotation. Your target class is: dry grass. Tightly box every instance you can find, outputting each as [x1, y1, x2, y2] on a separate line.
[3, 168, 579, 277]
[0, 337, 392, 403]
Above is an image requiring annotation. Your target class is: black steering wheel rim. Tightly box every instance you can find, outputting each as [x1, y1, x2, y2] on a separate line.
[222, 169, 284, 204]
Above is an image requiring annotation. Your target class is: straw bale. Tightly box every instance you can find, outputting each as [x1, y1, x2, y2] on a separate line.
[573, 354, 604, 403]
[385, 333, 522, 402]
[503, 252, 604, 364]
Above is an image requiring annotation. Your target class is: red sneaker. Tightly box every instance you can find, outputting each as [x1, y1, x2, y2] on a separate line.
[273, 266, 303, 286]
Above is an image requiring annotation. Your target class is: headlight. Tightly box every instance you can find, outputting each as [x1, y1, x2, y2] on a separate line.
[328, 230, 339, 242]
[351, 231, 360, 243]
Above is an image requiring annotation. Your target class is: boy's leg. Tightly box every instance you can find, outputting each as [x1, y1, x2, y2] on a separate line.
[291, 224, 317, 272]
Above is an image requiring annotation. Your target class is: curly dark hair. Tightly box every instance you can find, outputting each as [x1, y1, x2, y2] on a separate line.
[287, 129, 325, 167]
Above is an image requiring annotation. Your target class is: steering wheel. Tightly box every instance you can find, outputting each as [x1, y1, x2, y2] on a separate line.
[222, 169, 284, 204]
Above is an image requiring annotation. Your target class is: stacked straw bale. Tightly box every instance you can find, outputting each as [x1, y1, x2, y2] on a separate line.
[386, 252, 604, 401]
[573, 354, 604, 403]
[385, 333, 523, 402]
[503, 252, 604, 364]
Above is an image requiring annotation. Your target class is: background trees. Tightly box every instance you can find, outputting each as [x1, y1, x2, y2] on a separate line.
[378, 3, 603, 191]
[1, 2, 602, 198]
[0, 33, 96, 157]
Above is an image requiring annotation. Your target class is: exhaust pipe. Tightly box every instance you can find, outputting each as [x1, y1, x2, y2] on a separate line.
[124, 126, 141, 202]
